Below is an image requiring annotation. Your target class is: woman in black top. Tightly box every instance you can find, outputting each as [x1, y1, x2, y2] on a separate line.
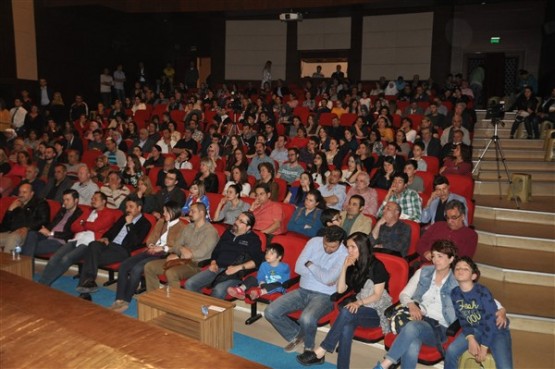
[297, 232, 392, 369]
[194, 156, 219, 193]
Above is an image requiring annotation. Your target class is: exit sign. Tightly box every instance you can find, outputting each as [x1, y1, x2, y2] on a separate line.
[490, 36, 501, 44]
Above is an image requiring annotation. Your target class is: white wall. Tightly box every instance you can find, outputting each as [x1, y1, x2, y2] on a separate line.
[297, 17, 351, 50]
[361, 12, 434, 81]
[225, 20, 286, 81]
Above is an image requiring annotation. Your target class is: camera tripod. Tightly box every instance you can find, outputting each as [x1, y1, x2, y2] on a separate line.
[473, 118, 519, 208]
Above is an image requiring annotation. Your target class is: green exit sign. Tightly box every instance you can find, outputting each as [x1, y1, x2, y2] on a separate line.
[490, 36, 501, 44]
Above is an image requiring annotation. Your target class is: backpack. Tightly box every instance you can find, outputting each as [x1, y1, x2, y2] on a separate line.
[458, 351, 497, 369]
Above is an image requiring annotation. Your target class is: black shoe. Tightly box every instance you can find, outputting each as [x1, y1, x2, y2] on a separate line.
[79, 293, 92, 301]
[76, 279, 98, 293]
[296, 350, 325, 366]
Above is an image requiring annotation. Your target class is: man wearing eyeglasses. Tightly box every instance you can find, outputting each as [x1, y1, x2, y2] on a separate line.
[276, 148, 304, 184]
[265, 225, 347, 354]
[185, 211, 264, 299]
[417, 199, 477, 263]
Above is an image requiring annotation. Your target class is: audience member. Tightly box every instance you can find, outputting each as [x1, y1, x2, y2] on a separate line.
[319, 169, 347, 211]
[265, 226, 348, 353]
[297, 232, 392, 368]
[152, 169, 186, 219]
[340, 195, 373, 236]
[276, 147, 304, 184]
[421, 175, 468, 225]
[143, 202, 218, 291]
[76, 195, 151, 298]
[21, 189, 83, 257]
[250, 183, 286, 238]
[214, 183, 251, 225]
[287, 189, 324, 238]
[377, 173, 422, 222]
[417, 199, 477, 262]
[0, 183, 50, 253]
[38, 191, 112, 285]
[71, 166, 99, 206]
[343, 172, 378, 217]
[41, 163, 74, 202]
[185, 211, 264, 299]
[370, 202, 411, 257]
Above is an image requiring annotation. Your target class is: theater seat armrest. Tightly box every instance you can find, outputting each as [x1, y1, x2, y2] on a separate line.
[281, 276, 300, 289]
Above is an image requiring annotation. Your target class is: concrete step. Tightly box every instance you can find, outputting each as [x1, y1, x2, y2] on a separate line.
[474, 126, 513, 139]
[474, 205, 555, 228]
[473, 159, 555, 172]
[472, 137, 543, 150]
[474, 235, 554, 273]
[473, 179, 555, 196]
[479, 265, 554, 319]
[508, 315, 555, 369]
[476, 170, 555, 182]
[472, 147, 545, 160]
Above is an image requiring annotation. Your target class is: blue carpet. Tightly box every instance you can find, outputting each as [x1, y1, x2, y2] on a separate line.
[39, 274, 336, 369]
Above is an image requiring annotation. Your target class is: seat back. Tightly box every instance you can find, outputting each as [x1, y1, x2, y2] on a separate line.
[444, 174, 474, 203]
[46, 199, 61, 222]
[214, 172, 227, 193]
[274, 177, 288, 202]
[401, 219, 420, 259]
[340, 113, 357, 127]
[319, 113, 337, 126]
[179, 169, 198, 189]
[205, 192, 224, 220]
[415, 171, 434, 196]
[422, 156, 439, 175]
[148, 167, 162, 188]
[82, 150, 103, 169]
[280, 202, 296, 226]
[374, 253, 409, 303]
[271, 233, 309, 280]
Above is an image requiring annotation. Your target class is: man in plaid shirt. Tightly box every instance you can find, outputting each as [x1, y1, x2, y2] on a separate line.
[377, 172, 421, 222]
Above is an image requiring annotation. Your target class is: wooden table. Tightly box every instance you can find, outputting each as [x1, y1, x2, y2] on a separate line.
[137, 287, 235, 351]
[0, 252, 32, 279]
[0, 271, 267, 369]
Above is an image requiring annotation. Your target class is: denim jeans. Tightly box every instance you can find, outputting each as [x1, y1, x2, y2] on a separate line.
[385, 320, 446, 369]
[184, 268, 241, 299]
[264, 287, 333, 350]
[21, 231, 64, 256]
[116, 252, 162, 302]
[320, 306, 380, 369]
[444, 327, 513, 369]
[39, 242, 87, 286]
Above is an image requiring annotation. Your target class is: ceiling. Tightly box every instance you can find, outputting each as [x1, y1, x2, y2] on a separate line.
[38, 0, 516, 15]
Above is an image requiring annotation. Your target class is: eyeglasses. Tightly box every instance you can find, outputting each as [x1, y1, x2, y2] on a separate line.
[446, 214, 462, 220]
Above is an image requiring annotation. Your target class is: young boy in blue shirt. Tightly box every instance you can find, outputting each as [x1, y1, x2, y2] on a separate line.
[227, 243, 290, 300]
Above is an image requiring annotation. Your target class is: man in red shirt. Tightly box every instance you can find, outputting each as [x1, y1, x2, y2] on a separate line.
[249, 183, 286, 239]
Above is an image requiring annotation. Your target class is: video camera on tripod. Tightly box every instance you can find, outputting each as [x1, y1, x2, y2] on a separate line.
[485, 100, 506, 126]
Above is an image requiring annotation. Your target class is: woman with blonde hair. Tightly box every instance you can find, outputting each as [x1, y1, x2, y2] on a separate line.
[194, 156, 219, 193]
